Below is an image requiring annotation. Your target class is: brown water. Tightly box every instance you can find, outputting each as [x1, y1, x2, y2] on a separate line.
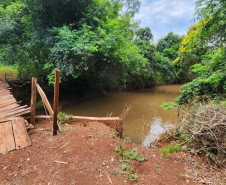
[63, 85, 181, 146]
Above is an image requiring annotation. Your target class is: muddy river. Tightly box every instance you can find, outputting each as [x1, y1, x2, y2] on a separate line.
[63, 85, 181, 146]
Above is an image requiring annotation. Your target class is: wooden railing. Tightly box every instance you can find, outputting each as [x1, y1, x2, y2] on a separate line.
[30, 69, 60, 135]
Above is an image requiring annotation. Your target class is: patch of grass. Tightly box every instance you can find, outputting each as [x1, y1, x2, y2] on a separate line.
[124, 136, 132, 143]
[161, 102, 177, 110]
[180, 173, 186, 178]
[161, 144, 182, 157]
[115, 144, 124, 160]
[115, 141, 144, 182]
[120, 164, 137, 181]
[0, 64, 17, 74]
[123, 148, 145, 162]
[57, 112, 74, 125]
[115, 143, 145, 162]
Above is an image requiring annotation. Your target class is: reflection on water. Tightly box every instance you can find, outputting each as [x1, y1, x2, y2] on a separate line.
[63, 85, 181, 146]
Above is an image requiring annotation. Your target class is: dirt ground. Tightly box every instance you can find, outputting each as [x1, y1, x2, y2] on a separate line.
[0, 119, 199, 185]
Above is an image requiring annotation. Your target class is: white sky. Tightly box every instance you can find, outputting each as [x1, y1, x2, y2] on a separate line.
[135, 0, 197, 41]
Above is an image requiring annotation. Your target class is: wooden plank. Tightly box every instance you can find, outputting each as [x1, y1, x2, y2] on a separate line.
[0, 97, 16, 103]
[0, 139, 7, 153]
[0, 117, 16, 123]
[0, 101, 21, 111]
[12, 118, 31, 150]
[0, 92, 11, 96]
[0, 95, 14, 100]
[36, 83, 53, 118]
[0, 90, 10, 93]
[0, 87, 10, 90]
[0, 107, 30, 121]
[8, 109, 30, 117]
[30, 77, 37, 126]
[11, 105, 28, 112]
[5, 107, 30, 116]
[0, 99, 16, 107]
[53, 68, 60, 135]
[0, 84, 9, 89]
[0, 107, 27, 117]
[0, 104, 19, 112]
[0, 121, 15, 153]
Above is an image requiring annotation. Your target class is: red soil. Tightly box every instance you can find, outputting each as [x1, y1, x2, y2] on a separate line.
[0, 120, 199, 185]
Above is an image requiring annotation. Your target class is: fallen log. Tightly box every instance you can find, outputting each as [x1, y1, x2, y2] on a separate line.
[28, 115, 123, 136]
[32, 115, 121, 121]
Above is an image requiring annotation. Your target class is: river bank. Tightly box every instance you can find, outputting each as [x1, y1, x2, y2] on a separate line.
[0, 119, 197, 185]
[1, 78, 225, 184]
[7, 80, 181, 146]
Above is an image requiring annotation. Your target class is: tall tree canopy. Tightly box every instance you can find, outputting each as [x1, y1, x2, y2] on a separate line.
[157, 32, 184, 61]
[0, 0, 186, 93]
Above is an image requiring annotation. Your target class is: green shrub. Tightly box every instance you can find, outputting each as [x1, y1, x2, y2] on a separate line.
[57, 112, 74, 125]
[161, 144, 182, 157]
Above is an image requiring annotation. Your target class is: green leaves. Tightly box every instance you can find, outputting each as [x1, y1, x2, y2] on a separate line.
[161, 102, 178, 110]
[161, 144, 182, 157]
[178, 48, 226, 104]
[47, 0, 147, 88]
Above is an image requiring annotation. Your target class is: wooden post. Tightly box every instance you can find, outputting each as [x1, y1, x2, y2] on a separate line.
[53, 68, 60, 135]
[30, 77, 37, 125]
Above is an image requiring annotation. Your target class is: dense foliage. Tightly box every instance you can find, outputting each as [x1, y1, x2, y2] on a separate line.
[0, 0, 185, 95]
[175, 0, 226, 103]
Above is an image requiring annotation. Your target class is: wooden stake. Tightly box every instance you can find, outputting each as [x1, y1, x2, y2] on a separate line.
[30, 77, 37, 125]
[53, 68, 60, 135]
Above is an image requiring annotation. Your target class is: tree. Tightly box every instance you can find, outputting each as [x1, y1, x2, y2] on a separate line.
[0, 0, 147, 91]
[134, 27, 153, 43]
[176, 0, 226, 103]
[196, 0, 226, 49]
[157, 32, 184, 61]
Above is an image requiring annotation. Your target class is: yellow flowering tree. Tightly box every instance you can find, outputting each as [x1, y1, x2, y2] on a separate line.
[173, 21, 209, 65]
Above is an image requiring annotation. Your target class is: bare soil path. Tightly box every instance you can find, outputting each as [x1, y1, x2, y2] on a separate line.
[0, 120, 198, 185]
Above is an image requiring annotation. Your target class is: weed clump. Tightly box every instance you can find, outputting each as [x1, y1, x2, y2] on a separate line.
[161, 144, 182, 157]
[115, 140, 145, 182]
[121, 164, 137, 181]
[57, 112, 74, 125]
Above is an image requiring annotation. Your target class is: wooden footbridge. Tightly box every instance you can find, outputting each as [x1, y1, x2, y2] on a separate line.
[0, 80, 31, 153]
[0, 69, 60, 154]
[0, 69, 122, 154]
